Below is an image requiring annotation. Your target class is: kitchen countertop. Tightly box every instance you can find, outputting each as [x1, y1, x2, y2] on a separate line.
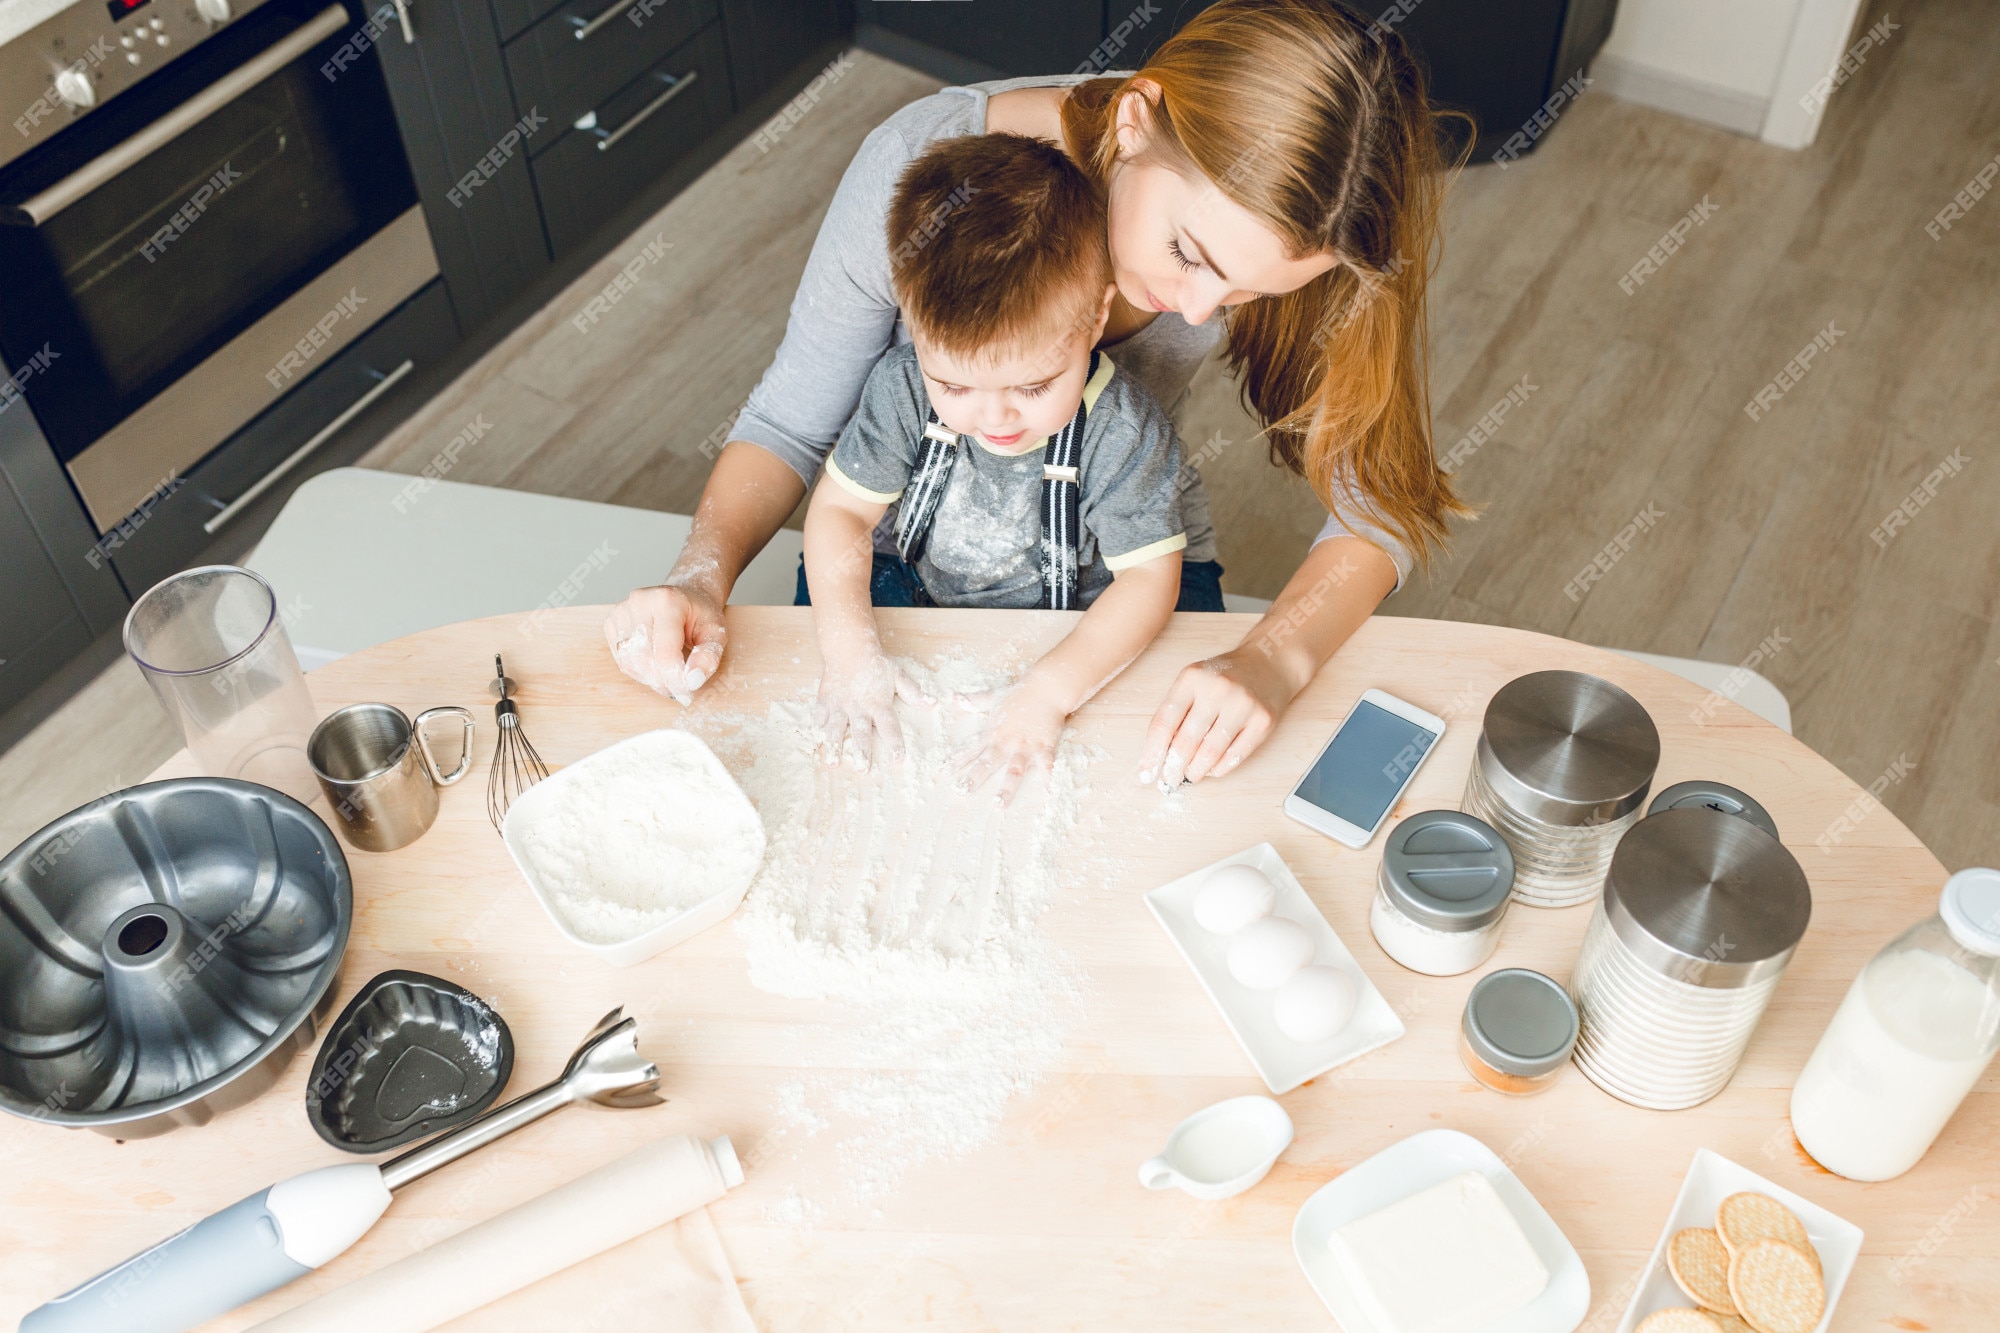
[1, 607, 1989, 1329]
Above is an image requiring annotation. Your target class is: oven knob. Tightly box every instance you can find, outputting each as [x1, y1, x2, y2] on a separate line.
[195, 0, 231, 21]
[54, 67, 95, 108]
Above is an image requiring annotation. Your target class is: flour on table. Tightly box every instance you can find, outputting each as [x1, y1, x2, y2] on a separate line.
[685, 654, 1090, 1214]
[509, 731, 767, 944]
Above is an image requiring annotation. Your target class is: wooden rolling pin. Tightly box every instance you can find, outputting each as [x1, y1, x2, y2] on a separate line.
[251, 1134, 743, 1332]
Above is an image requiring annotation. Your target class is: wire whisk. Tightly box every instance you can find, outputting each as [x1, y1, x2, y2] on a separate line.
[488, 653, 550, 830]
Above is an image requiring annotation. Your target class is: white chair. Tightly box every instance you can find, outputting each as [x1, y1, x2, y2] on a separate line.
[247, 468, 803, 669]
[1606, 648, 1792, 733]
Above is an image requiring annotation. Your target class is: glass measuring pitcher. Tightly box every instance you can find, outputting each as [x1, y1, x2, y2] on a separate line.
[123, 566, 321, 805]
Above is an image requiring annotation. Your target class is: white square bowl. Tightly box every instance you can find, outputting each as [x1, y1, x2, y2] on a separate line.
[501, 729, 766, 967]
[1145, 842, 1403, 1095]
[1616, 1149, 1863, 1333]
[1293, 1128, 1591, 1333]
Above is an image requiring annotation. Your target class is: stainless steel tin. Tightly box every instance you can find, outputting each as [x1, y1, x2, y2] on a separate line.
[0, 779, 351, 1137]
[1568, 807, 1811, 1109]
[1461, 670, 1660, 907]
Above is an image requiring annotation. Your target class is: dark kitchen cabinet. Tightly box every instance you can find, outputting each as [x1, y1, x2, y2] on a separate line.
[721, 0, 850, 105]
[859, 0, 1105, 81]
[373, 0, 555, 331]
[506, 0, 717, 132]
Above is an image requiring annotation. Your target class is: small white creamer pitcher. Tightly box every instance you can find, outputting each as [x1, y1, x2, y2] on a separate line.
[1138, 1095, 1294, 1201]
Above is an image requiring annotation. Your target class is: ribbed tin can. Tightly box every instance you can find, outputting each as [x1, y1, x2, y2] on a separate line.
[1461, 670, 1660, 908]
[1568, 807, 1812, 1110]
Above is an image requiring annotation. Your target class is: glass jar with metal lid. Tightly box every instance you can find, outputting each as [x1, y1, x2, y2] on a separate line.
[1460, 968, 1579, 1095]
[1371, 810, 1515, 976]
[1568, 806, 1812, 1110]
[1461, 670, 1661, 908]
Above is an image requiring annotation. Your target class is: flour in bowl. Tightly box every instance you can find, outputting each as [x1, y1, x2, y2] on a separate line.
[509, 730, 767, 944]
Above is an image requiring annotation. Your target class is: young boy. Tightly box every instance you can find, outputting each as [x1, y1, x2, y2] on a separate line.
[804, 132, 1187, 802]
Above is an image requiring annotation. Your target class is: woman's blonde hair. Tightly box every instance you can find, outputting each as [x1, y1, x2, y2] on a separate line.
[1062, 0, 1470, 566]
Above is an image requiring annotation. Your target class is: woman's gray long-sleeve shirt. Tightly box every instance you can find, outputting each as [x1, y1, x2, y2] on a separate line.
[730, 73, 1413, 586]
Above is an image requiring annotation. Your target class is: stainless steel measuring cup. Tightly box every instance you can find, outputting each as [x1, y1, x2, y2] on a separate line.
[308, 704, 474, 852]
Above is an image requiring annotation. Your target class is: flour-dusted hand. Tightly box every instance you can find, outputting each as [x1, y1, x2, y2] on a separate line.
[817, 654, 926, 771]
[951, 679, 1071, 807]
[604, 583, 727, 704]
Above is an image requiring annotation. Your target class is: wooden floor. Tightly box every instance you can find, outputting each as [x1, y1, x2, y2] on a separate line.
[3, 0, 1994, 871]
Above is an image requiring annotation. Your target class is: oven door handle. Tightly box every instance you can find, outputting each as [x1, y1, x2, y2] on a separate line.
[5, 4, 350, 227]
[202, 359, 415, 534]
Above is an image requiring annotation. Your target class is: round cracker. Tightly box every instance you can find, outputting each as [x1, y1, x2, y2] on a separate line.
[1668, 1227, 1738, 1313]
[1728, 1238, 1826, 1333]
[1711, 1315, 1759, 1333]
[1718, 1192, 1816, 1268]
[1638, 1310, 1725, 1333]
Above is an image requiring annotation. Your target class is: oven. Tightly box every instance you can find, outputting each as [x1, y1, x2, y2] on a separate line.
[0, 0, 436, 532]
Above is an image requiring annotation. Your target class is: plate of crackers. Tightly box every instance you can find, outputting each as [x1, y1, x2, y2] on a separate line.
[1617, 1150, 1861, 1333]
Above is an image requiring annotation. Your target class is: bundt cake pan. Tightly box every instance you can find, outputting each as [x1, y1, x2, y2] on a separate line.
[0, 777, 351, 1138]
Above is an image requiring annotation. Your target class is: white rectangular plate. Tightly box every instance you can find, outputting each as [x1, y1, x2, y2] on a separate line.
[1145, 842, 1403, 1095]
[1293, 1128, 1591, 1333]
[1616, 1149, 1862, 1333]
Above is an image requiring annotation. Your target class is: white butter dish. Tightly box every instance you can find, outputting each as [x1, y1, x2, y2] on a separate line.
[1293, 1128, 1590, 1333]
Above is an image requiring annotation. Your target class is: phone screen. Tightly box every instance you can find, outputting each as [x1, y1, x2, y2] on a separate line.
[1291, 700, 1439, 832]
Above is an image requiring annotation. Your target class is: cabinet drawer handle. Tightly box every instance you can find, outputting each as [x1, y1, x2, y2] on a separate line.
[591, 69, 697, 152]
[391, 0, 414, 43]
[202, 360, 415, 534]
[569, 0, 624, 40]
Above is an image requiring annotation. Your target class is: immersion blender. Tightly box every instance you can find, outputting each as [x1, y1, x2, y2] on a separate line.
[23, 1008, 662, 1333]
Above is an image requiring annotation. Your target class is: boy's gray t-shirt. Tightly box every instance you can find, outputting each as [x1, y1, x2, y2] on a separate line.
[826, 345, 1186, 608]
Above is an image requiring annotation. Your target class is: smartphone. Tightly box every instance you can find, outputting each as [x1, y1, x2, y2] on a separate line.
[1283, 688, 1446, 848]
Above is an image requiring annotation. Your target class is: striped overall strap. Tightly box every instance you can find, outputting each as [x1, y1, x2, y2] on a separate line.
[1039, 351, 1100, 610]
[893, 410, 961, 565]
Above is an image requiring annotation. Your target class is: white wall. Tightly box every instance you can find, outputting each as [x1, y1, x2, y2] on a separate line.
[1591, 0, 1871, 148]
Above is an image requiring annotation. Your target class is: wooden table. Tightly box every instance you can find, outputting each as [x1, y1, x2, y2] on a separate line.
[3, 608, 1991, 1330]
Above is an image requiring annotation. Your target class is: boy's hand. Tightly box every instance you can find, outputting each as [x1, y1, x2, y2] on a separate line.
[951, 678, 1071, 807]
[817, 653, 925, 770]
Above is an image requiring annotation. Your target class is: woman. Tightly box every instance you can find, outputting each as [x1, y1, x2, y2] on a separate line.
[605, 0, 1465, 785]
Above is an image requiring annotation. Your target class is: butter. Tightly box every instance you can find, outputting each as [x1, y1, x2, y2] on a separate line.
[1327, 1170, 1549, 1333]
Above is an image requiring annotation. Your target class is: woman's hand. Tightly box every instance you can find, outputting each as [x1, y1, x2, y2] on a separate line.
[604, 582, 727, 705]
[952, 677, 1073, 807]
[817, 652, 923, 771]
[1136, 647, 1291, 788]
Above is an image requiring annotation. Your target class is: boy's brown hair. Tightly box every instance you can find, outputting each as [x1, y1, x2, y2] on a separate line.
[887, 132, 1112, 363]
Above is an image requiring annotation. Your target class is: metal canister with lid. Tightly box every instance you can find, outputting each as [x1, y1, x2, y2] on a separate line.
[1568, 806, 1812, 1110]
[1461, 670, 1661, 908]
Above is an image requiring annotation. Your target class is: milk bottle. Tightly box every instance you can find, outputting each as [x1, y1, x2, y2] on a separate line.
[1791, 869, 2000, 1181]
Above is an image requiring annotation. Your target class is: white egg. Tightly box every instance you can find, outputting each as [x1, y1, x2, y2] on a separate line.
[1273, 966, 1358, 1044]
[1193, 863, 1278, 935]
[1226, 917, 1313, 990]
